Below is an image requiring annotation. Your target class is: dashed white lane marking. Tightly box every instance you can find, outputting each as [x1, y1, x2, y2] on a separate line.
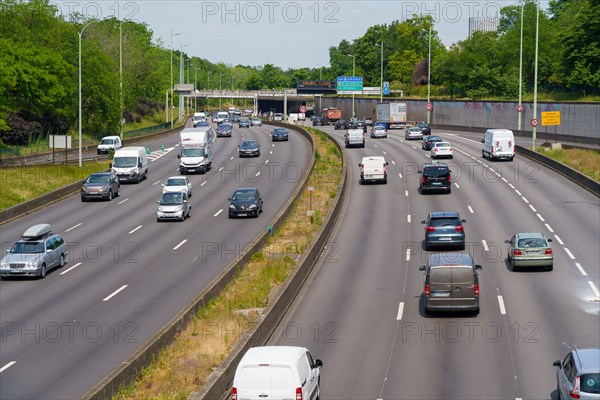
[173, 239, 187, 250]
[399, 173, 403, 179]
[265, 160, 269, 164]
[407, 215, 411, 223]
[374, 144, 378, 147]
[575, 263, 587, 276]
[501, 177, 508, 183]
[230, 156, 234, 160]
[60, 262, 82, 275]
[508, 183, 515, 189]
[564, 248, 576, 260]
[118, 198, 129, 204]
[255, 171, 261, 177]
[0, 362, 16, 373]
[405, 190, 409, 197]
[153, 180, 161, 185]
[545, 223, 554, 233]
[129, 225, 142, 234]
[482, 240, 489, 251]
[214, 209, 223, 217]
[515, 190, 522, 196]
[272, 144, 275, 147]
[454, 182, 460, 188]
[382, 151, 387, 155]
[468, 206, 474, 214]
[497, 295, 507, 315]
[391, 160, 396, 165]
[201, 182, 207, 186]
[396, 302, 405, 320]
[536, 213, 545, 222]
[554, 235, 564, 245]
[218, 166, 224, 171]
[588, 281, 600, 298]
[529, 205, 537, 212]
[425, 154, 431, 158]
[270, 150, 273, 154]
[522, 197, 529, 204]
[405, 249, 411, 261]
[65, 223, 82, 232]
[411, 146, 417, 149]
[103, 285, 128, 301]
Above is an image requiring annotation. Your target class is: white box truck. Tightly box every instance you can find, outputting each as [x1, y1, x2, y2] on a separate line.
[111, 147, 148, 183]
[177, 127, 215, 174]
[376, 102, 408, 129]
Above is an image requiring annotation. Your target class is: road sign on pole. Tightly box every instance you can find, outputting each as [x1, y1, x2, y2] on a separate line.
[383, 81, 389, 95]
[541, 111, 560, 126]
[530, 118, 539, 127]
[516, 105, 524, 112]
[425, 102, 433, 111]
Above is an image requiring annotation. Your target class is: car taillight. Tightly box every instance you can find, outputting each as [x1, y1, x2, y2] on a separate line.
[361, 165, 364, 175]
[425, 283, 430, 297]
[449, 147, 453, 151]
[474, 283, 479, 296]
[383, 164, 387, 173]
[232, 387, 238, 400]
[569, 376, 581, 399]
[426, 226, 435, 232]
[492, 146, 495, 154]
[514, 249, 522, 256]
[545, 248, 552, 255]
[421, 176, 425, 183]
[447, 174, 451, 182]
[296, 387, 303, 400]
[434, 148, 438, 152]
[455, 226, 464, 232]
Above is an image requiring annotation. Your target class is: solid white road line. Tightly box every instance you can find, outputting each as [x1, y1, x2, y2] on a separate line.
[522, 197, 529, 204]
[454, 182, 460, 188]
[153, 180, 161, 185]
[468, 205, 474, 214]
[529, 205, 537, 212]
[214, 209, 223, 217]
[396, 302, 405, 320]
[60, 262, 82, 275]
[0, 361, 16, 373]
[588, 281, 600, 298]
[564, 248, 576, 260]
[129, 225, 142, 234]
[118, 198, 129, 204]
[103, 285, 128, 302]
[575, 263, 587, 276]
[65, 223, 82, 232]
[173, 239, 187, 250]
[405, 190, 409, 197]
[482, 240, 489, 251]
[554, 235, 564, 245]
[201, 181, 207, 186]
[406, 249, 411, 261]
[545, 223, 554, 233]
[536, 213, 545, 222]
[407, 215, 411, 223]
[497, 295, 507, 314]
[515, 190, 522, 196]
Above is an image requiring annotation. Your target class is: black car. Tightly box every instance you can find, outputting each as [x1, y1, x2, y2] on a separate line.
[81, 172, 120, 201]
[350, 120, 367, 132]
[419, 162, 452, 194]
[239, 119, 250, 128]
[271, 128, 289, 141]
[334, 119, 348, 130]
[239, 139, 260, 157]
[422, 135, 443, 150]
[421, 211, 466, 251]
[312, 116, 326, 126]
[228, 188, 263, 218]
[230, 114, 241, 123]
[217, 122, 233, 137]
[417, 121, 431, 135]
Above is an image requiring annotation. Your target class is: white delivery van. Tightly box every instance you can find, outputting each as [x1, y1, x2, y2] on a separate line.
[345, 128, 365, 148]
[217, 111, 229, 124]
[111, 147, 148, 183]
[232, 346, 323, 400]
[192, 112, 206, 126]
[482, 129, 515, 161]
[177, 127, 215, 174]
[97, 135, 122, 155]
[359, 156, 389, 184]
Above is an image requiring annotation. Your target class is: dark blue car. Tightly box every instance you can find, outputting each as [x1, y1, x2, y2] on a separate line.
[228, 188, 263, 218]
[271, 128, 289, 141]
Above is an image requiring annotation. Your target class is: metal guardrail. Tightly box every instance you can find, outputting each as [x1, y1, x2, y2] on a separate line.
[122, 119, 178, 139]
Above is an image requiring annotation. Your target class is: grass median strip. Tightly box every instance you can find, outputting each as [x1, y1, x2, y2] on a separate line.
[535, 147, 600, 182]
[114, 127, 342, 399]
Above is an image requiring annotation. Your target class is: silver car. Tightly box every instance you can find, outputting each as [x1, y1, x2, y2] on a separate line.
[505, 232, 554, 271]
[554, 348, 600, 400]
[162, 176, 192, 197]
[81, 172, 120, 201]
[156, 192, 191, 222]
[0, 224, 68, 279]
[405, 126, 424, 140]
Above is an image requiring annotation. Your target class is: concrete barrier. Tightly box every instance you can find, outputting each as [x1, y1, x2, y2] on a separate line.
[189, 125, 347, 400]
[82, 123, 316, 400]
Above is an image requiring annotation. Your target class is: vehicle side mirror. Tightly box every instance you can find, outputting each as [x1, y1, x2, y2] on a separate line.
[481, 139, 485, 143]
[462, 219, 467, 223]
[161, 184, 165, 187]
[417, 170, 422, 174]
[314, 359, 323, 368]
[6, 249, 9, 253]
[547, 238, 553, 242]
[504, 240, 510, 243]
[109, 163, 112, 168]
[386, 162, 389, 165]
[419, 265, 426, 271]
[358, 163, 362, 167]
[475, 264, 482, 270]
[228, 198, 231, 201]
[177, 154, 181, 159]
[156, 201, 159, 204]
[421, 220, 426, 224]
[553, 360, 561, 367]
[138, 163, 142, 168]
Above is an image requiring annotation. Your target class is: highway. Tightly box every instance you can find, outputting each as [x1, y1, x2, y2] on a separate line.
[0, 120, 312, 398]
[272, 125, 599, 399]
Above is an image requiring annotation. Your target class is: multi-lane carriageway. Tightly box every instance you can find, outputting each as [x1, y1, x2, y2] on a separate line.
[0, 120, 312, 399]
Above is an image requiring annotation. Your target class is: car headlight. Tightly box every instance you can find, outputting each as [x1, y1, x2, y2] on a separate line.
[249, 204, 257, 209]
[25, 260, 38, 269]
[157, 206, 164, 212]
[0, 261, 8, 268]
[229, 204, 236, 209]
[82, 187, 89, 193]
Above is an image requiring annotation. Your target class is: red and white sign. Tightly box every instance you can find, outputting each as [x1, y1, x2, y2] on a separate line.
[516, 105, 524, 112]
[308, 186, 315, 192]
[425, 102, 433, 111]
[530, 118, 538, 127]
[299, 105, 307, 113]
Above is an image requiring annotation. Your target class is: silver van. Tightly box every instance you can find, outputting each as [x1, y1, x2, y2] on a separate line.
[419, 252, 482, 315]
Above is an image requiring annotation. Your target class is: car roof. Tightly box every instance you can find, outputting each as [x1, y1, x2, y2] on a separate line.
[573, 348, 600, 372]
[429, 211, 460, 218]
[515, 232, 546, 239]
[240, 346, 307, 365]
[101, 135, 120, 140]
[428, 252, 473, 266]
[362, 156, 385, 162]
[166, 176, 186, 181]
[423, 162, 449, 168]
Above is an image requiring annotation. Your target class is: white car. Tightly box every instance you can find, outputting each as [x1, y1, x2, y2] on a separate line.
[405, 127, 423, 140]
[162, 176, 192, 197]
[97, 135, 122, 155]
[431, 142, 453, 159]
[371, 125, 388, 138]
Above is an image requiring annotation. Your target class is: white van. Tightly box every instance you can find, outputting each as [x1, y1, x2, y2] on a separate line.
[482, 129, 515, 161]
[177, 127, 215, 174]
[217, 111, 229, 124]
[111, 147, 148, 183]
[232, 346, 323, 400]
[97, 136, 122, 155]
[359, 156, 388, 184]
[345, 128, 365, 148]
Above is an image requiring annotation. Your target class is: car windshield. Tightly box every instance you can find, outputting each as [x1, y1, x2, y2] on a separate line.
[86, 175, 110, 183]
[428, 137, 441, 141]
[274, 129, 287, 134]
[218, 124, 232, 130]
[166, 178, 186, 186]
[375, 126, 385, 130]
[181, 148, 204, 157]
[160, 193, 183, 205]
[518, 238, 547, 248]
[11, 241, 44, 254]
[100, 138, 114, 145]
[231, 190, 255, 201]
[252, 118, 260, 122]
[242, 141, 258, 147]
[430, 217, 461, 227]
[112, 156, 137, 168]
[424, 167, 449, 177]
[418, 123, 428, 127]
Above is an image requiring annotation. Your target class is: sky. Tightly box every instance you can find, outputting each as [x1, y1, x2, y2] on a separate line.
[52, 0, 550, 70]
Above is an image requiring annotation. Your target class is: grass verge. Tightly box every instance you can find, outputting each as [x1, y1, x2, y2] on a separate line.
[0, 162, 109, 210]
[535, 147, 600, 182]
[114, 127, 342, 399]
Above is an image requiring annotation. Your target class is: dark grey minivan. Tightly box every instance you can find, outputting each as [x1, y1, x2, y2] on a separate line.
[419, 252, 482, 315]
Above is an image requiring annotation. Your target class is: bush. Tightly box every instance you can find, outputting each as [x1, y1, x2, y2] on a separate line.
[1, 113, 42, 145]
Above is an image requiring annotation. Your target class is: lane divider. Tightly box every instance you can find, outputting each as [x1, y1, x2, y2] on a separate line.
[103, 285, 128, 302]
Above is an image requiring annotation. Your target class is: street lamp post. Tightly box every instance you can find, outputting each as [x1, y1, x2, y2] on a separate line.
[345, 53, 356, 118]
[518, 3, 524, 131]
[119, 22, 123, 140]
[532, 1, 540, 150]
[169, 30, 180, 128]
[207, 71, 211, 111]
[179, 43, 188, 122]
[427, 25, 432, 124]
[195, 66, 201, 112]
[375, 42, 383, 102]
[219, 72, 223, 110]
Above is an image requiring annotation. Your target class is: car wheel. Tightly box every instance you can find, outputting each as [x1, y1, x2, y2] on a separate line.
[107, 190, 113, 201]
[424, 307, 431, 315]
[39, 263, 47, 278]
[157, 218, 161, 222]
[447, 188, 452, 194]
[547, 264, 553, 271]
[473, 307, 480, 315]
[59, 254, 65, 268]
[116, 186, 120, 197]
[512, 263, 520, 272]
[81, 196, 86, 202]
[482, 150, 486, 158]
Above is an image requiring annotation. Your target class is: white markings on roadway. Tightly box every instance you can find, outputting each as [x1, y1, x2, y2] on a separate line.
[0, 362, 16, 373]
[497, 295, 507, 314]
[65, 223, 82, 232]
[508, 183, 515, 189]
[265, 160, 269, 164]
[521, 197, 529, 204]
[405, 190, 409, 197]
[129, 225, 142, 234]
[407, 215, 411, 223]
[536, 213, 545, 222]
[399, 173, 403, 179]
[255, 171, 261, 177]
[545, 223, 554, 233]
[269, 150, 273, 154]
[482, 240, 489, 252]
[575, 263, 587, 276]
[214, 209, 223, 217]
[173, 239, 187, 250]
[103, 285, 128, 302]
[405, 249, 411, 261]
[529, 205, 537, 212]
[230, 156, 234, 160]
[374, 144, 378, 147]
[425, 154, 430, 158]
[411, 146, 417, 149]
[201, 182, 207, 186]
[391, 160, 396, 165]
[382, 151, 387, 155]
[515, 190, 522, 196]
[396, 302, 405, 320]
[60, 262, 82, 275]
[588, 281, 600, 298]
[501, 177, 508, 183]
[272, 144, 275, 147]
[564, 248, 576, 260]
[554, 235, 564, 245]
[454, 182, 460, 188]
[153, 180, 161, 185]
[468, 205, 474, 214]
[218, 166, 224, 172]
[118, 198, 129, 205]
